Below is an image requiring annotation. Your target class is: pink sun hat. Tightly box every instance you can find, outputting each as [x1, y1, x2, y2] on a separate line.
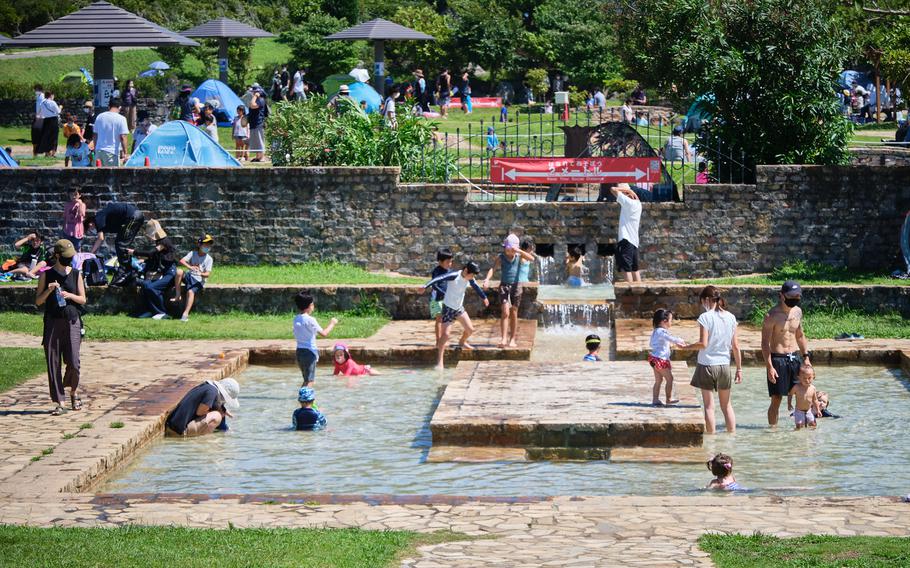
[503, 234, 520, 250]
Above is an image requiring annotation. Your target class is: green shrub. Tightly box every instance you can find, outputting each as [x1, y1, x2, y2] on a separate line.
[0, 81, 90, 101]
[602, 78, 638, 99]
[266, 96, 455, 182]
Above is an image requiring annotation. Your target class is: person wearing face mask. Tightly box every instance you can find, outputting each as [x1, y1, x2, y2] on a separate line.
[686, 285, 742, 434]
[131, 220, 177, 320]
[35, 240, 87, 415]
[760, 280, 811, 427]
[171, 235, 215, 322]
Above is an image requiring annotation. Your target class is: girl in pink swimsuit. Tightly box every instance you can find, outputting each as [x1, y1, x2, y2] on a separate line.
[332, 344, 380, 376]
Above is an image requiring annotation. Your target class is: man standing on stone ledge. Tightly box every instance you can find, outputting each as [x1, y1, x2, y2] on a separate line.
[761, 280, 811, 426]
[611, 183, 642, 282]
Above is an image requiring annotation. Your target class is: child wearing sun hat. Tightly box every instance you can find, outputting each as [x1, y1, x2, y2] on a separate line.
[292, 387, 326, 431]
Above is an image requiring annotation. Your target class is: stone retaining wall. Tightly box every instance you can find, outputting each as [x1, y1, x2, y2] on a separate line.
[614, 283, 910, 320]
[0, 165, 908, 280]
[0, 283, 539, 320]
[0, 98, 170, 127]
[850, 146, 910, 167]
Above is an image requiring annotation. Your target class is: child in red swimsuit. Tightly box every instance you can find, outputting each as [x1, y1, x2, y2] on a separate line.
[332, 344, 380, 376]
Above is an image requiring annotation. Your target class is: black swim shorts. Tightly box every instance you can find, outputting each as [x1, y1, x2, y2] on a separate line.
[768, 352, 801, 397]
[616, 239, 639, 273]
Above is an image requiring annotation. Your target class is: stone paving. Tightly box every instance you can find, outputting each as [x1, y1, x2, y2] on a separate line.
[615, 319, 910, 363]
[1, 323, 910, 566]
[431, 361, 703, 449]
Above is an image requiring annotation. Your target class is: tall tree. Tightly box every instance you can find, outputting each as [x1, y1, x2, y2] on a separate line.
[279, 13, 363, 80]
[385, 5, 456, 76]
[620, 0, 852, 174]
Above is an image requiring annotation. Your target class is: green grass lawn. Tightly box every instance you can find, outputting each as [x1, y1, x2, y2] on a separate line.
[0, 347, 45, 393]
[0, 311, 387, 342]
[684, 260, 908, 287]
[210, 263, 423, 286]
[0, 39, 291, 89]
[0, 525, 463, 568]
[700, 533, 910, 568]
[746, 307, 910, 340]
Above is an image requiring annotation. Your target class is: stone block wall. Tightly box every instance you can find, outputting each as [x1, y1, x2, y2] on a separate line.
[614, 283, 910, 320]
[850, 146, 910, 167]
[0, 164, 908, 280]
[0, 283, 539, 320]
[0, 98, 170, 127]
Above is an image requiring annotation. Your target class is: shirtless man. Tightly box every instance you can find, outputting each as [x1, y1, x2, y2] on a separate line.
[761, 280, 811, 426]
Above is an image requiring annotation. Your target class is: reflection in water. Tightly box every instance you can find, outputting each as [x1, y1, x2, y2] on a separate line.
[105, 366, 910, 497]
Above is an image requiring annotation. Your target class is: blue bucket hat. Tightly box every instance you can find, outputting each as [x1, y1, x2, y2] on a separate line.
[298, 387, 316, 402]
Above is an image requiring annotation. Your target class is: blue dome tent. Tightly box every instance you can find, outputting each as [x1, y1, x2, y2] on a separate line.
[346, 81, 382, 114]
[190, 79, 245, 126]
[0, 146, 18, 168]
[125, 121, 241, 167]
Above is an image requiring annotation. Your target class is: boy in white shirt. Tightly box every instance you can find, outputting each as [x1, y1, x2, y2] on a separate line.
[293, 292, 338, 386]
[172, 235, 215, 322]
[424, 261, 489, 370]
[611, 183, 643, 282]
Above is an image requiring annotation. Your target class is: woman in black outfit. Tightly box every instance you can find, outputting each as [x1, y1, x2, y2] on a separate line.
[132, 220, 177, 319]
[35, 239, 87, 415]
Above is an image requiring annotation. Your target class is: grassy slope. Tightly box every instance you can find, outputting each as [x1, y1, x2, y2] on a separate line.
[700, 533, 910, 568]
[0, 39, 291, 87]
[209, 263, 422, 286]
[0, 525, 463, 568]
[0, 347, 45, 393]
[0, 311, 387, 342]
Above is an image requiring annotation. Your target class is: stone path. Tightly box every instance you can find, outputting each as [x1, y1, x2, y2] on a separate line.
[1, 324, 909, 567]
[0, 493, 907, 567]
[431, 361, 702, 449]
[615, 319, 910, 363]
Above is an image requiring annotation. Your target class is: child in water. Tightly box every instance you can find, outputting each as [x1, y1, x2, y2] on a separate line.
[292, 387, 326, 431]
[706, 453, 742, 491]
[789, 362, 819, 429]
[648, 309, 687, 406]
[583, 334, 602, 361]
[332, 343, 379, 376]
[565, 246, 585, 287]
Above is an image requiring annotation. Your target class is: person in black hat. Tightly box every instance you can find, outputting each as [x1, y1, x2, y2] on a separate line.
[760, 280, 811, 426]
[174, 85, 194, 123]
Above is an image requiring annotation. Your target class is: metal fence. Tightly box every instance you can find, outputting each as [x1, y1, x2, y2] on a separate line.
[419, 106, 752, 202]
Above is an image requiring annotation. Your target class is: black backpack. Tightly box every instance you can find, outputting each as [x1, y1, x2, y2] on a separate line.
[82, 257, 108, 286]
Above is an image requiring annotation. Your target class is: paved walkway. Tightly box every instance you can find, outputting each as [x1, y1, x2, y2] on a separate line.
[1, 324, 909, 566]
[0, 493, 907, 567]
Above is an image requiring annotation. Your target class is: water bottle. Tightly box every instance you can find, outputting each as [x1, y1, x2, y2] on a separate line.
[55, 288, 66, 308]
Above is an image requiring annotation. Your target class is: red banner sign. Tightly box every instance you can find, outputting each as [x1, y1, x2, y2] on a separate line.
[490, 157, 662, 184]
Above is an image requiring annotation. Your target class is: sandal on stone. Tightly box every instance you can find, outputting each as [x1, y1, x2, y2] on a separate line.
[70, 396, 83, 411]
[52, 405, 69, 416]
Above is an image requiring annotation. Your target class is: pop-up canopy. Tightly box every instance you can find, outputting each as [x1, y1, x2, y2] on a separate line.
[126, 121, 240, 167]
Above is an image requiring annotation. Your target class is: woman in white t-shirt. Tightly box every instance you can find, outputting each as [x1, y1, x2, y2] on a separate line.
[687, 285, 742, 434]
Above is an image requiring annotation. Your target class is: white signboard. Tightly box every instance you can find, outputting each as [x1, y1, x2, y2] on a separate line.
[94, 79, 115, 109]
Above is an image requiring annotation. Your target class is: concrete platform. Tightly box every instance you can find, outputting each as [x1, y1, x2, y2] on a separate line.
[431, 361, 704, 449]
[252, 319, 537, 364]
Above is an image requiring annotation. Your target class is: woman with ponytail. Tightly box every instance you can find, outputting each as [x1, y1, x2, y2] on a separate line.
[687, 285, 742, 433]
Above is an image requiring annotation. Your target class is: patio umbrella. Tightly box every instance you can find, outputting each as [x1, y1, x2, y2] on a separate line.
[148, 60, 170, 71]
[325, 18, 434, 97]
[6, 1, 197, 108]
[182, 18, 273, 84]
[349, 68, 370, 83]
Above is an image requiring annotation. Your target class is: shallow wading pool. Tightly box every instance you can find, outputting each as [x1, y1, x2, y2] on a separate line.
[103, 365, 910, 496]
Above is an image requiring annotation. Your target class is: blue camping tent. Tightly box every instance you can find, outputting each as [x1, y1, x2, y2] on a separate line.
[125, 121, 241, 167]
[190, 79, 245, 127]
[0, 146, 18, 168]
[346, 81, 383, 114]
